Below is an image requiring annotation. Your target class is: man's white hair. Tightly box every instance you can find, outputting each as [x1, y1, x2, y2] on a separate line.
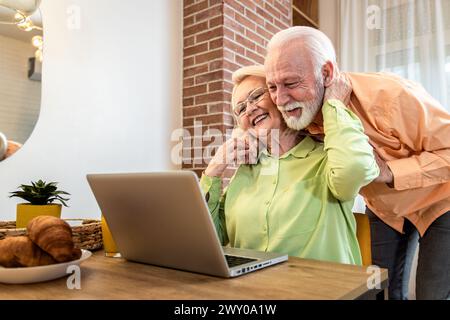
[231, 65, 266, 111]
[267, 26, 337, 69]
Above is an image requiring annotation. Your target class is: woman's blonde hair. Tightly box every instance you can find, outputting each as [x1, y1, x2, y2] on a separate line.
[231, 65, 266, 112]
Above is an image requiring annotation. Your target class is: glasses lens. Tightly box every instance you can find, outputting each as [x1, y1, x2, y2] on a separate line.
[249, 87, 266, 104]
[235, 102, 246, 116]
[235, 88, 266, 116]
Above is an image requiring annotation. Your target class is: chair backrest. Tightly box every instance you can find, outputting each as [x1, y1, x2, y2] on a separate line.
[354, 212, 372, 266]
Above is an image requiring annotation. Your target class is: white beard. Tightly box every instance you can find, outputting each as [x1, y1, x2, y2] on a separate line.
[280, 102, 320, 130]
[278, 78, 325, 130]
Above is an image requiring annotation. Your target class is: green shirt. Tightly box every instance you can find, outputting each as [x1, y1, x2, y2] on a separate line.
[200, 100, 379, 265]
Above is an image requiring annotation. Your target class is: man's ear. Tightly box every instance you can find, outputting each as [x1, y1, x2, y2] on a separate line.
[322, 61, 335, 87]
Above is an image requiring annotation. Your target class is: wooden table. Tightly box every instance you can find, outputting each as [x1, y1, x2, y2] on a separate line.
[0, 251, 388, 300]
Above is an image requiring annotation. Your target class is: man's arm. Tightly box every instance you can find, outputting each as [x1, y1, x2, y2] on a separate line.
[384, 82, 450, 190]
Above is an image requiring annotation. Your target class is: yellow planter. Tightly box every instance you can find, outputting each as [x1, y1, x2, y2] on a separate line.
[16, 204, 62, 229]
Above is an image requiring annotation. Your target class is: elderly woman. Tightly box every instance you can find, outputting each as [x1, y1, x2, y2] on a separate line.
[200, 65, 379, 265]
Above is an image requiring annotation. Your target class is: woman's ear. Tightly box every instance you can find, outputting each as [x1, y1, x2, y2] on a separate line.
[322, 61, 335, 87]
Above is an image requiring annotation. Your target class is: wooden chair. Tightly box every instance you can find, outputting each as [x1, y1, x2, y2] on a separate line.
[354, 212, 372, 266]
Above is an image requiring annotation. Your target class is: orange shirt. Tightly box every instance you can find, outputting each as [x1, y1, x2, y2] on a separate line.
[307, 72, 450, 236]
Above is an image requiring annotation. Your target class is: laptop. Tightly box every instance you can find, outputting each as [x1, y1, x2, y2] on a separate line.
[86, 171, 288, 278]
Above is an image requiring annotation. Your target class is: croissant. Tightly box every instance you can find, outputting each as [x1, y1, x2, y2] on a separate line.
[27, 216, 81, 263]
[0, 236, 56, 268]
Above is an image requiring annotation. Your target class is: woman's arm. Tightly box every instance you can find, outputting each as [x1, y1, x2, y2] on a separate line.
[201, 129, 256, 243]
[200, 174, 229, 246]
[323, 99, 379, 201]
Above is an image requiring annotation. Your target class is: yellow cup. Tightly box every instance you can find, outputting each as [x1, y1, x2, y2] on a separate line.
[101, 215, 121, 258]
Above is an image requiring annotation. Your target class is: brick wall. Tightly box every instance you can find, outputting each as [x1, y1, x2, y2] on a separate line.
[182, 0, 291, 179]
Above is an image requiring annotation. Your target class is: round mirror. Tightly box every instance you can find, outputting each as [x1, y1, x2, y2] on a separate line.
[0, 3, 42, 161]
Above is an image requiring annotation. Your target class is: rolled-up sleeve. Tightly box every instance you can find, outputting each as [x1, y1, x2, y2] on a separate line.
[385, 85, 450, 191]
[199, 174, 229, 245]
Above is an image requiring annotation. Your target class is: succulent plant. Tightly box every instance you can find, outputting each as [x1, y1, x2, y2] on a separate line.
[9, 180, 70, 207]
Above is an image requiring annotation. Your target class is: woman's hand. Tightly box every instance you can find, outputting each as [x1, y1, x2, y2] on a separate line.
[205, 130, 258, 177]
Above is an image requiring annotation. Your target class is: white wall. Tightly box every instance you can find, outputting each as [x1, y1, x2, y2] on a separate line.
[0, 35, 41, 144]
[0, 0, 183, 220]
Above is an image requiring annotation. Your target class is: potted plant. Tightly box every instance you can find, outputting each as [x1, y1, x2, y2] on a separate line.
[9, 180, 70, 228]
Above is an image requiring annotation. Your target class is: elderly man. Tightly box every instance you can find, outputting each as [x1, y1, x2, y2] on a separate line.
[264, 26, 450, 300]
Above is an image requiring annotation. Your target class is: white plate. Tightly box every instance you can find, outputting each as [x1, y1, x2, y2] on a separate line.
[0, 249, 92, 284]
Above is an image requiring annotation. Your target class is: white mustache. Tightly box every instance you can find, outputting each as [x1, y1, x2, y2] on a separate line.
[278, 102, 304, 113]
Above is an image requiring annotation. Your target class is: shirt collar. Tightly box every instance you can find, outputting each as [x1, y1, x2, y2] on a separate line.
[259, 135, 317, 161]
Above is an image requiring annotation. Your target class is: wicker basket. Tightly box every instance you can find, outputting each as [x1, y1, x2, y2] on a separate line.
[0, 219, 103, 251]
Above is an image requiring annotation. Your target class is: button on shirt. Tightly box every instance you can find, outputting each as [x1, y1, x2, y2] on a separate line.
[200, 100, 380, 265]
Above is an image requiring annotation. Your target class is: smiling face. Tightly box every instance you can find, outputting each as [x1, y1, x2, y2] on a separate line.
[265, 43, 325, 130]
[233, 76, 287, 133]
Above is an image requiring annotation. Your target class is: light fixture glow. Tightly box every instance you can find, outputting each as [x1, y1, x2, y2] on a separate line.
[16, 16, 33, 31]
[32, 35, 42, 48]
[34, 48, 42, 62]
[31, 35, 43, 62]
[0, 0, 41, 16]
[1, 1, 44, 61]
[14, 12, 25, 22]
[0, 0, 41, 25]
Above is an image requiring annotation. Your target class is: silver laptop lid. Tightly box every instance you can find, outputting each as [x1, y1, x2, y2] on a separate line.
[87, 171, 231, 277]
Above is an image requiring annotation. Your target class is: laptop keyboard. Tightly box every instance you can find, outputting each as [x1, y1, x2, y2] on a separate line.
[225, 255, 257, 268]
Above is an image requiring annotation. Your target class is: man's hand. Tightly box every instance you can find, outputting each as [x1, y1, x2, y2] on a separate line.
[373, 151, 394, 186]
[323, 72, 352, 106]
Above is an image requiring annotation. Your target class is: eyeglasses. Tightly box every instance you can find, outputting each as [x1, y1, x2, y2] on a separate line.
[234, 87, 268, 117]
